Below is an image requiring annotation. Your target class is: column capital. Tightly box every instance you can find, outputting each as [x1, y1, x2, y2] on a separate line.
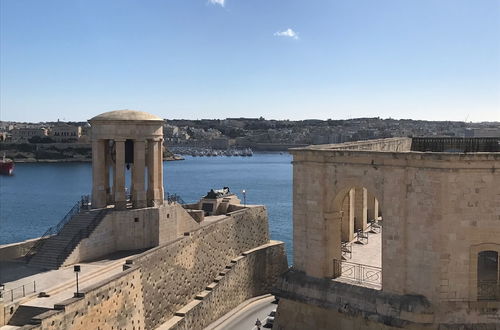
[114, 138, 126, 142]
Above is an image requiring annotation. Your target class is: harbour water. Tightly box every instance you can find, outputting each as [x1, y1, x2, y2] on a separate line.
[0, 153, 293, 261]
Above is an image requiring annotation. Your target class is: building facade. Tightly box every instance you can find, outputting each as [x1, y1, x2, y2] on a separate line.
[274, 137, 500, 329]
[10, 127, 48, 141]
[50, 123, 82, 142]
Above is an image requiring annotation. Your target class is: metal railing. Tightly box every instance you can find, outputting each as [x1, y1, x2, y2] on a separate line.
[478, 280, 499, 301]
[25, 195, 90, 260]
[165, 192, 186, 204]
[0, 281, 36, 302]
[333, 259, 382, 288]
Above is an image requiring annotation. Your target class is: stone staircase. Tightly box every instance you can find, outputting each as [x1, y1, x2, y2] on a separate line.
[28, 209, 108, 270]
[7, 305, 51, 326]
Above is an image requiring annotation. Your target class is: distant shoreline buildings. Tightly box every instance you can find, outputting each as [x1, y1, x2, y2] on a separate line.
[1, 117, 499, 159]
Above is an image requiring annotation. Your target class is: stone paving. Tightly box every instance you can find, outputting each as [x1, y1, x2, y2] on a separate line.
[0, 250, 143, 306]
[348, 226, 382, 268]
[334, 225, 382, 290]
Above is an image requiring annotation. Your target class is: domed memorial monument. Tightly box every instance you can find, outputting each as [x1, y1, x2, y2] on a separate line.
[89, 110, 164, 210]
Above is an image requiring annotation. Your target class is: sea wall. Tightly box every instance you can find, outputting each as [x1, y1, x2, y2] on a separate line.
[24, 206, 275, 329]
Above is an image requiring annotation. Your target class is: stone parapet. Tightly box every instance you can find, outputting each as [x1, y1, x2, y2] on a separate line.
[273, 269, 434, 329]
[273, 269, 500, 329]
[0, 237, 49, 261]
[21, 267, 143, 329]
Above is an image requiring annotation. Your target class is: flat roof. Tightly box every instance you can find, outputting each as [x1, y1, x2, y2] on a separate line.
[291, 137, 500, 153]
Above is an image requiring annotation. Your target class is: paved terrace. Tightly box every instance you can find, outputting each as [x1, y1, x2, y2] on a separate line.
[333, 224, 382, 290]
[0, 250, 147, 329]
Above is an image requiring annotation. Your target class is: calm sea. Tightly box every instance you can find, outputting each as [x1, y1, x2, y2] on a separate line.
[0, 153, 293, 261]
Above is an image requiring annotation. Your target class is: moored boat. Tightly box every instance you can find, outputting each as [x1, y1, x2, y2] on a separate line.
[0, 154, 14, 175]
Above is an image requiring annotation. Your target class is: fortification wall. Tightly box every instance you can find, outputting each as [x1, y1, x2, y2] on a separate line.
[27, 267, 144, 330]
[158, 241, 287, 330]
[26, 206, 274, 330]
[274, 298, 425, 330]
[129, 206, 269, 329]
[273, 270, 499, 329]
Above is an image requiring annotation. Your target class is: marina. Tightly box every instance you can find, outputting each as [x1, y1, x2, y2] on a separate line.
[169, 146, 253, 157]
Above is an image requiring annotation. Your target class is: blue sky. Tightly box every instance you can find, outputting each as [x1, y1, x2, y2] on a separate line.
[1, 0, 499, 122]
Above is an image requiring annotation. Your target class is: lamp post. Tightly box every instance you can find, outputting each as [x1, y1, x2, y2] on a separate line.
[74, 265, 81, 297]
[242, 189, 246, 207]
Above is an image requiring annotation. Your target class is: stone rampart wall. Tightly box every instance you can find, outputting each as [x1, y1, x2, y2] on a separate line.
[273, 270, 500, 329]
[274, 298, 423, 330]
[27, 267, 145, 330]
[159, 241, 287, 330]
[128, 206, 270, 329]
[26, 206, 272, 329]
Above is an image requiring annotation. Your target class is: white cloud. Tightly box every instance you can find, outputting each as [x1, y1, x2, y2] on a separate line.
[274, 28, 299, 40]
[209, 0, 225, 7]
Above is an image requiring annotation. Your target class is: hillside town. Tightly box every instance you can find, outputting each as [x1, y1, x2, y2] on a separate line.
[0, 117, 499, 161]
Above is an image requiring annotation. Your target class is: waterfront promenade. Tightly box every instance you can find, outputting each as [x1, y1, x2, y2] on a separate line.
[0, 251, 144, 328]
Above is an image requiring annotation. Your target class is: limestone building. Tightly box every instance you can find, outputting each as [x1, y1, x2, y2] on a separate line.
[49, 122, 82, 142]
[274, 137, 500, 329]
[10, 127, 48, 141]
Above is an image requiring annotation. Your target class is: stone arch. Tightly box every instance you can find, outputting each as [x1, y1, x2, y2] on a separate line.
[322, 178, 384, 279]
[324, 178, 384, 215]
[469, 243, 500, 301]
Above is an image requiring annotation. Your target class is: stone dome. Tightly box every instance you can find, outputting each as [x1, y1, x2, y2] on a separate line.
[89, 110, 163, 122]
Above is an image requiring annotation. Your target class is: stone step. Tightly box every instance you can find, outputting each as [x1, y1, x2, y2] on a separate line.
[28, 210, 108, 269]
[8, 306, 52, 326]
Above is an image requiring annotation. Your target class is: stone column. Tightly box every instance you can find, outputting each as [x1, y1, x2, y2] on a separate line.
[341, 191, 354, 242]
[147, 139, 162, 206]
[132, 139, 147, 208]
[104, 140, 113, 204]
[374, 198, 380, 220]
[325, 211, 343, 278]
[114, 139, 126, 210]
[354, 187, 367, 231]
[157, 138, 164, 205]
[91, 139, 107, 208]
[367, 192, 376, 221]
